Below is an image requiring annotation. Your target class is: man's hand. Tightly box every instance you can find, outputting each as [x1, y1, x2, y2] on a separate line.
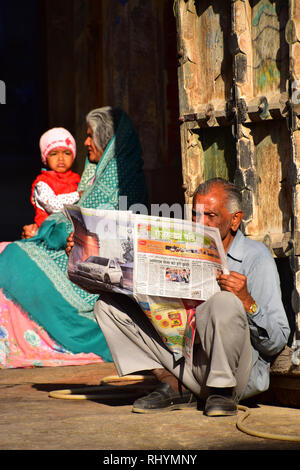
[66, 232, 74, 257]
[216, 270, 254, 311]
[21, 223, 38, 239]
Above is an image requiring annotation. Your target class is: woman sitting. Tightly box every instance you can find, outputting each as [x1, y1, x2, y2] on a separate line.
[0, 106, 148, 368]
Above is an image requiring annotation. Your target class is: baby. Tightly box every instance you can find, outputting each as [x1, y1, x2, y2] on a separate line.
[31, 127, 81, 227]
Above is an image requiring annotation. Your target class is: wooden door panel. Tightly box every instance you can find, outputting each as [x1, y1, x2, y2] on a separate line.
[175, 0, 300, 349]
[193, 127, 236, 182]
[177, 0, 232, 115]
[251, 0, 289, 97]
[246, 120, 292, 241]
[176, 0, 292, 247]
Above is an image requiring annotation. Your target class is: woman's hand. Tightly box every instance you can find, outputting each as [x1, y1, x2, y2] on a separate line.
[66, 232, 75, 256]
[21, 223, 38, 239]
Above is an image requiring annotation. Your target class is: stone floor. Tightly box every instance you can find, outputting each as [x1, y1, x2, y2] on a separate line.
[0, 362, 299, 459]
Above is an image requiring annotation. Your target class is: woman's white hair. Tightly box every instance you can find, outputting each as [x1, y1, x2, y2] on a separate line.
[86, 106, 122, 150]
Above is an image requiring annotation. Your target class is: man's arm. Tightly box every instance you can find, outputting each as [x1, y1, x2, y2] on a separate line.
[216, 270, 254, 311]
[217, 254, 290, 358]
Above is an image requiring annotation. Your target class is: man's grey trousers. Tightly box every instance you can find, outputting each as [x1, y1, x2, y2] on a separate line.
[94, 290, 252, 399]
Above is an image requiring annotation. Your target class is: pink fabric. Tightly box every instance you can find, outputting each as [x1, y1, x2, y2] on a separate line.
[39, 127, 76, 165]
[0, 242, 104, 368]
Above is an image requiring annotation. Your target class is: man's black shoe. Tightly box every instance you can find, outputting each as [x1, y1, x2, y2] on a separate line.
[204, 393, 238, 417]
[132, 382, 197, 413]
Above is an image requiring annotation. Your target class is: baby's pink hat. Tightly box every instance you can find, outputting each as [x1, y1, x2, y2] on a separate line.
[39, 127, 76, 165]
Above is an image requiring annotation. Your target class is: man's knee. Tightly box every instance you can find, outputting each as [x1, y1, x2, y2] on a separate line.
[94, 294, 122, 324]
[94, 294, 139, 328]
[93, 298, 108, 324]
[196, 291, 246, 325]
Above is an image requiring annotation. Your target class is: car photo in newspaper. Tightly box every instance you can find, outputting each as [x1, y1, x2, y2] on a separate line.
[64, 205, 135, 296]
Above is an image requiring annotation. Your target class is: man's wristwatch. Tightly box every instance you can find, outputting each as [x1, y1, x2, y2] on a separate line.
[247, 301, 258, 315]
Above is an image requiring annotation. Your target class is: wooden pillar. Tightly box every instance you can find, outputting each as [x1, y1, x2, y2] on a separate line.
[287, 0, 300, 363]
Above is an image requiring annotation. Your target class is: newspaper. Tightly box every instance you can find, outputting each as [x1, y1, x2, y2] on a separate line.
[64, 206, 229, 361]
[133, 214, 228, 300]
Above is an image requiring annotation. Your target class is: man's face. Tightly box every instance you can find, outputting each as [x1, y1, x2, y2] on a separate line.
[192, 184, 242, 250]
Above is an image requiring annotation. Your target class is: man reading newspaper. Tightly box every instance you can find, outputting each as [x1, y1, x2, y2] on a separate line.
[67, 178, 290, 416]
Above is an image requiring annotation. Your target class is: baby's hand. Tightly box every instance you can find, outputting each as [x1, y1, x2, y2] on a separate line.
[66, 232, 75, 256]
[21, 223, 38, 239]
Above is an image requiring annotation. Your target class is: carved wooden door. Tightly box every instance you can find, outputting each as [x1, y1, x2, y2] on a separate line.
[175, 0, 300, 356]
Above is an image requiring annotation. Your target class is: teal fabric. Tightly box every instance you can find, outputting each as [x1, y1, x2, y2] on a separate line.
[0, 110, 148, 361]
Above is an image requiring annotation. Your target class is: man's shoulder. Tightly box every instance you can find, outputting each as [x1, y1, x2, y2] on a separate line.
[241, 232, 274, 262]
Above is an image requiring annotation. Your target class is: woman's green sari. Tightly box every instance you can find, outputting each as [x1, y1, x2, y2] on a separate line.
[0, 111, 148, 361]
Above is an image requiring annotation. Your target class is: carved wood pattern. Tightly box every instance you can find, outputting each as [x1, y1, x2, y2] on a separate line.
[175, 0, 299, 348]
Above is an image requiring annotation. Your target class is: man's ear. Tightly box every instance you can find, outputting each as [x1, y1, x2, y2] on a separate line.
[231, 211, 244, 232]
